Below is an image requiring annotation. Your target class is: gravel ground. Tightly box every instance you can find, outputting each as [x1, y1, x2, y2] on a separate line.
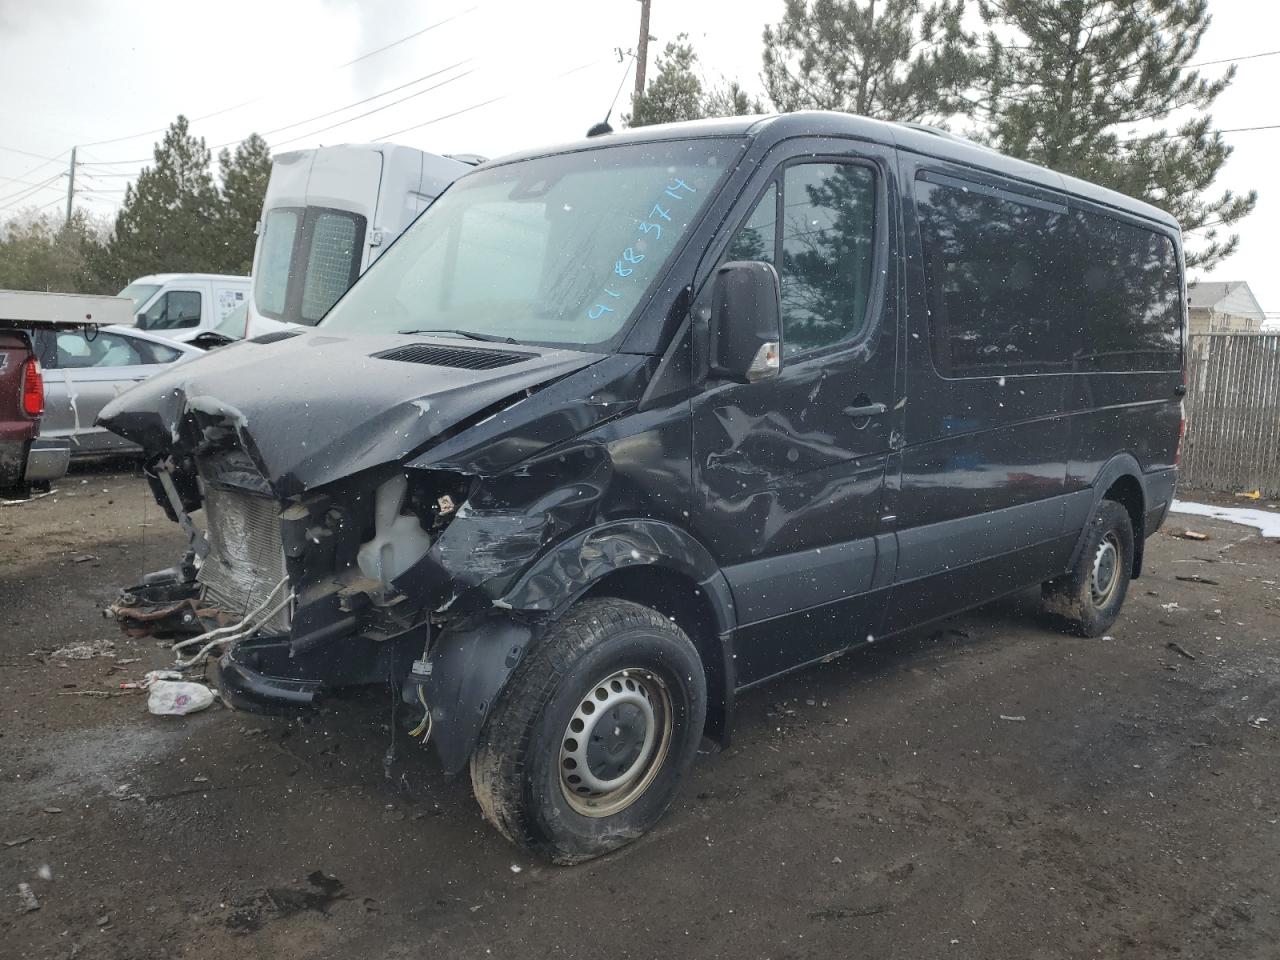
[2, 468, 1278, 960]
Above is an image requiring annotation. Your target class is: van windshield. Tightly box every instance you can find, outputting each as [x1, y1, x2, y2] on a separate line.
[320, 138, 740, 348]
[118, 282, 160, 310]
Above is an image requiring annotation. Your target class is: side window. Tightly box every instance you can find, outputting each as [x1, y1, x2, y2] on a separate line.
[139, 341, 182, 364]
[915, 173, 1071, 377]
[55, 332, 92, 368]
[56, 332, 143, 368]
[300, 211, 363, 323]
[1073, 209, 1181, 372]
[725, 184, 776, 264]
[780, 163, 877, 355]
[140, 290, 202, 331]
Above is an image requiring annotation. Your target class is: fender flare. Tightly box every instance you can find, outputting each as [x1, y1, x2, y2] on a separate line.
[417, 520, 738, 774]
[1069, 453, 1148, 574]
[500, 518, 737, 633]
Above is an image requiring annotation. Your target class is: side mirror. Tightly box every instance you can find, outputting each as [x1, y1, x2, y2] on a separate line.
[708, 260, 783, 383]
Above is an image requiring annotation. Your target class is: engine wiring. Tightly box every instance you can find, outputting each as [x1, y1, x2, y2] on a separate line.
[408, 685, 434, 746]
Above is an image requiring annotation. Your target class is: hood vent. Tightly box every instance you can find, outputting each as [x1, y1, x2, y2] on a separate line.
[251, 330, 303, 345]
[372, 343, 531, 370]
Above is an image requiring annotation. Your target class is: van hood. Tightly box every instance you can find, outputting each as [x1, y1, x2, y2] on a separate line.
[97, 331, 606, 496]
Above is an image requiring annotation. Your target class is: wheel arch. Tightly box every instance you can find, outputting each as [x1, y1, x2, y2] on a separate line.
[1074, 454, 1148, 578]
[421, 520, 739, 774]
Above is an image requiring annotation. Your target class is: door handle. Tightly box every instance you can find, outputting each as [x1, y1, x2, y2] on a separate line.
[843, 401, 888, 418]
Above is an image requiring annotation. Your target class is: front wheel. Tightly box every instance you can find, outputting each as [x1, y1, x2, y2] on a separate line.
[470, 598, 707, 864]
[1043, 499, 1134, 637]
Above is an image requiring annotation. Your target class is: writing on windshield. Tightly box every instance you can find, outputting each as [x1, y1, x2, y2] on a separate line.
[586, 177, 698, 325]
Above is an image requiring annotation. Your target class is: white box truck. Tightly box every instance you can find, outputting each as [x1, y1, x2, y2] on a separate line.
[241, 144, 476, 339]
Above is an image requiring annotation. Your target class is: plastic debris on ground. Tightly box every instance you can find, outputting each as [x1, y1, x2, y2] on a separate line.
[1170, 500, 1280, 539]
[119, 669, 183, 691]
[47, 637, 115, 660]
[147, 680, 216, 716]
[16, 882, 39, 913]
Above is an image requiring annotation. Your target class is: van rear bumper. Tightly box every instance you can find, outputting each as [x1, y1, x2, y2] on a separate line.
[1143, 467, 1178, 535]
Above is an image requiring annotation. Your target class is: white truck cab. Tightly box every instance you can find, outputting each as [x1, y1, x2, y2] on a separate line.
[244, 144, 474, 338]
[119, 273, 250, 344]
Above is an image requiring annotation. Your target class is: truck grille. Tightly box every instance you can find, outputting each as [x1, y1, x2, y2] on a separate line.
[197, 485, 290, 631]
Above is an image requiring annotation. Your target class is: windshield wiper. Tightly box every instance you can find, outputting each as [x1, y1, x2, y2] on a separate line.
[397, 328, 519, 344]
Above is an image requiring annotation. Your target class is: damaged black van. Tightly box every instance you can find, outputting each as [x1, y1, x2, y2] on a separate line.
[99, 112, 1185, 863]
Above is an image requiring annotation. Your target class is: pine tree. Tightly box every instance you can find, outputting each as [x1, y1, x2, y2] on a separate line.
[98, 115, 221, 287]
[0, 208, 108, 294]
[977, 0, 1255, 269]
[215, 133, 272, 275]
[628, 35, 764, 128]
[761, 0, 976, 122]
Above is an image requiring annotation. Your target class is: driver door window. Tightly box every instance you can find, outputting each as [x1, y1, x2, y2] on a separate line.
[140, 290, 202, 330]
[725, 162, 877, 357]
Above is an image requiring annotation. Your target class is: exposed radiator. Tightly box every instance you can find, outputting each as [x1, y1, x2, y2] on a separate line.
[197, 484, 290, 632]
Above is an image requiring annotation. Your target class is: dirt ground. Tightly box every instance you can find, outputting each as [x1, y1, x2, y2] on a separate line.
[2, 467, 1278, 960]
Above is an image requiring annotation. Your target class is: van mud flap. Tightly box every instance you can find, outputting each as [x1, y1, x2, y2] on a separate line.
[401, 612, 538, 775]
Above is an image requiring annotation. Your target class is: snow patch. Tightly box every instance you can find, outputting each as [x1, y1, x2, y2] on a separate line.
[1169, 499, 1280, 539]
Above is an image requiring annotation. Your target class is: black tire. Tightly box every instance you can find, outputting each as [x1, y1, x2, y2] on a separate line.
[470, 597, 707, 864]
[1043, 499, 1134, 637]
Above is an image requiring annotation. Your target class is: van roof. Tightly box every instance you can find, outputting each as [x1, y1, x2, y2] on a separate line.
[484, 111, 1178, 231]
[128, 274, 250, 284]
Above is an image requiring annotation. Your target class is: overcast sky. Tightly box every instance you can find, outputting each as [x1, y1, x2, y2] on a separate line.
[1, 0, 1276, 321]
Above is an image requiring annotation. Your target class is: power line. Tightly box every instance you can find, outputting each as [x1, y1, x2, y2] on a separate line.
[251, 60, 472, 143]
[0, 191, 66, 216]
[1191, 48, 1280, 69]
[75, 5, 479, 151]
[0, 171, 64, 207]
[337, 6, 477, 69]
[376, 59, 604, 141]
[271, 66, 477, 149]
[77, 59, 481, 167]
[0, 143, 63, 162]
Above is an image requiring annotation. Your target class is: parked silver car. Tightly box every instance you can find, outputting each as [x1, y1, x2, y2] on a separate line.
[32, 325, 202, 456]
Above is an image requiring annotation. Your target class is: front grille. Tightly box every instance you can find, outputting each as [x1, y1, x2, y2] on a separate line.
[372, 343, 530, 370]
[197, 485, 290, 631]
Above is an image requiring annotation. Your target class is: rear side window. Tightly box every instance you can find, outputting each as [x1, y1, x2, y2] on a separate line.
[915, 171, 1181, 377]
[915, 173, 1072, 376]
[1073, 209, 1181, 372]
[142, 341, 183, 364]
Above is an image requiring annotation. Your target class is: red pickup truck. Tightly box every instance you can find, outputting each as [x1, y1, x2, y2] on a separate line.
[1, 290, 131, 495]
[0, 327, 71, 494]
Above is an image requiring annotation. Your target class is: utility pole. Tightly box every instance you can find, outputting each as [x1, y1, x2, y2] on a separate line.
[64, 146, 76, 227]
[633, 0, 652, 103]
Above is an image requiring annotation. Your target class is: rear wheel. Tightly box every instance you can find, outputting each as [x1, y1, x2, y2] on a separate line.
[470, 598, 706, 864]
[1043, 499, 1134, 637]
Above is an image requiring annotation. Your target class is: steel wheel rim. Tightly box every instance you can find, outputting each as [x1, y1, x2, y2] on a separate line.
[559, 668, 673, 818]
[1091, 532, 1121, 607]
